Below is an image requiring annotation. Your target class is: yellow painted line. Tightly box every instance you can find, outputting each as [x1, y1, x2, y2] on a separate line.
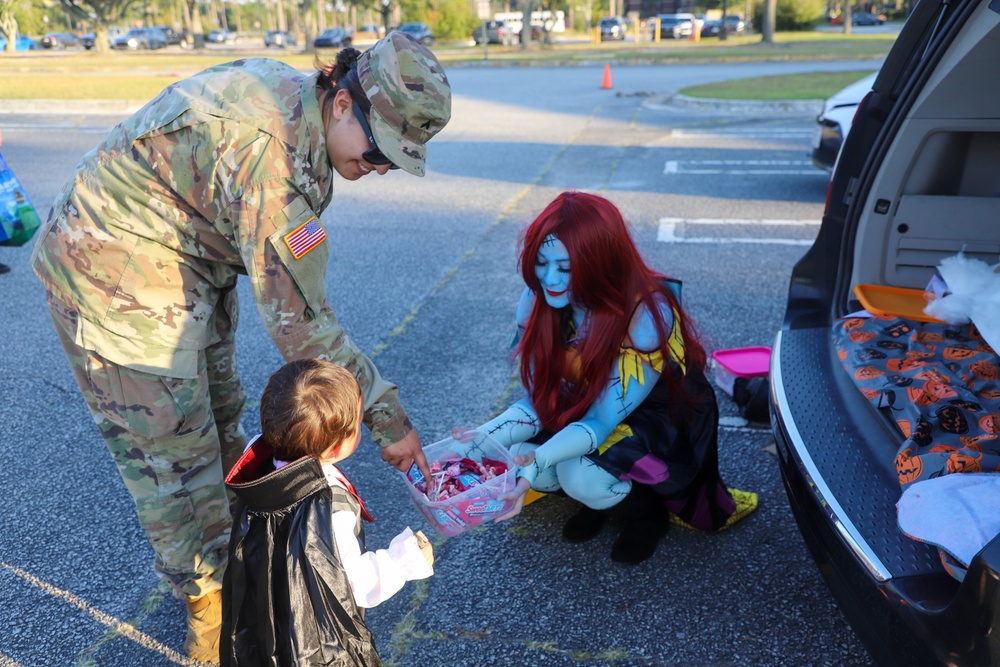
[0, 561, 202, 666]
[0, 650, 25, 666]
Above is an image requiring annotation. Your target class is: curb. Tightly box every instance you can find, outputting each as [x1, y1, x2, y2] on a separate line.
[644, 92, 822, 115]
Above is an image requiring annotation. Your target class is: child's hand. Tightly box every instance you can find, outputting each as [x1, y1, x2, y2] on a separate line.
[415, 530, 434, 568]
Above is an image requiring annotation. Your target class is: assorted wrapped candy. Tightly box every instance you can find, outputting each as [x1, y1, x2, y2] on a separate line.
[401, 433, 518, 537]
[415, 457, 509, 501]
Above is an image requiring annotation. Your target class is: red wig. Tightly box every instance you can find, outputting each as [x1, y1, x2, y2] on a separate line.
[516, 191, 707, 431]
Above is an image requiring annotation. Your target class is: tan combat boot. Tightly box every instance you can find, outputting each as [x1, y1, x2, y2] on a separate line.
[183, 590, 222, 663]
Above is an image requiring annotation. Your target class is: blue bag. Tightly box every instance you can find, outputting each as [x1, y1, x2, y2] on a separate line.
[0, 152, 40, 247]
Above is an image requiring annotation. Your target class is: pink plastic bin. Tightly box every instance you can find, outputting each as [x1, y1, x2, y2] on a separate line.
[401, 431, 517, 537]
[711, 346, 771, 396]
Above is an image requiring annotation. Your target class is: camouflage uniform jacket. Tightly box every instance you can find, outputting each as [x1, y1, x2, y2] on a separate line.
[31, 58, 411, 447]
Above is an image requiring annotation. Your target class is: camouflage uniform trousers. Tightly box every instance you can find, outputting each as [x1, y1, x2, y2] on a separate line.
[46, 294, 247, 599]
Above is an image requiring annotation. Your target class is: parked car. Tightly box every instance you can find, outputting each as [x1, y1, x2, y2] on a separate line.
[81, 27, 124, 49]
[473, 19, 514, 45]
[772, 0, 1000, 665]
[0, 34, 37, 50]
[698, 15, 743, 38]
[207, 29, 237, 43]
[810, 72, 877, 171]
[263, 30, 296, 48]
[851, 11, 885, 25]
[649, 13, 695, 39]
[147, 27, 168, 48]
[598, 16, 627, 41]
[314, 27, 351, 48]
[112, 27, 167, 50]
[153, 25, 182, 45]
[723, 14, 747, 33]
[397, 22, 434, 46]
[700, 19, 722, 37]
[40, 32, 84, 49]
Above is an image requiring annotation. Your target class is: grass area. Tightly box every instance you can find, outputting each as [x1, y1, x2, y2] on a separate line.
[0, 30, 895, 100]
[443, 31, 897, 65]
[679, 69, 877, 100]
[1, 73, 185, 100]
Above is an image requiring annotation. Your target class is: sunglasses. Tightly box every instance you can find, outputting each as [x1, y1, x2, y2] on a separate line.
[352, 100, 399, 170]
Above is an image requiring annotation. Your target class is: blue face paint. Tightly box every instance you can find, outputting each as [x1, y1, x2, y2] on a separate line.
[535, 235, 571, 309]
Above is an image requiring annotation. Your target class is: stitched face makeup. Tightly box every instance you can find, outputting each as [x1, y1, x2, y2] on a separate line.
[535, 234, 571, 309]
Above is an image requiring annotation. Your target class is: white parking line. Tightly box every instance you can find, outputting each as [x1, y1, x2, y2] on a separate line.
[671, 129, 814, 139]
[657, 217, 819, 246]
[664, 159, 821, 175]
[0, 560, 199, 666]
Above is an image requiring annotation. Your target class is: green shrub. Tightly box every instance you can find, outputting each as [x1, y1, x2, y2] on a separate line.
[751, 0, 826, 31]
[402, 0, 478, 39]
[431, 0, 478, 38]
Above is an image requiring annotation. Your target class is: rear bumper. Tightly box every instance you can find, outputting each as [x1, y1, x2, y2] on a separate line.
[772, 328, 1000, 667]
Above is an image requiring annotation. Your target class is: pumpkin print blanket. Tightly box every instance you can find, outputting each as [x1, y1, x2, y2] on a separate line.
[832, 313, 1000, 489]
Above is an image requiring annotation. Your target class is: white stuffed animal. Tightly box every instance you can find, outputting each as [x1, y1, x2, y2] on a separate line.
[924, 252, 1000, 352]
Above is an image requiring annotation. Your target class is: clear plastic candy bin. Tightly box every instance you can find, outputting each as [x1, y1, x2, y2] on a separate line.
[401, 431, 518, 537]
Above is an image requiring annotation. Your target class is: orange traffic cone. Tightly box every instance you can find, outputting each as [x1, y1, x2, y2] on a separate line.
[601, 63, 613, 90]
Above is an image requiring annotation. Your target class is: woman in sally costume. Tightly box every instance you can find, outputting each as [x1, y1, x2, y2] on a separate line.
[469, 191, 757, 563]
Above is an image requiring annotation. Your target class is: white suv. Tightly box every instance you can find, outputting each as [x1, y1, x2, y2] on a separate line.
[810, 71, 877, 171]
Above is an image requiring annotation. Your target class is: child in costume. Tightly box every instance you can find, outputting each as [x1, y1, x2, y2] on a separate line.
[468, 191, 757, 563]
[221, 359, 433, 666]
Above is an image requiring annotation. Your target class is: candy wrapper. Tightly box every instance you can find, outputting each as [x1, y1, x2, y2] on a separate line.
[402, 431, 518, 537]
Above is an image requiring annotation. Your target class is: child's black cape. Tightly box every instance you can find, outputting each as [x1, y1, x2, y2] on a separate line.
[221, 440, 383, 666]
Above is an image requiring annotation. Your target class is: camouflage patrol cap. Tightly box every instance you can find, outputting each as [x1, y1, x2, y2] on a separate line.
[357, 32, 451, 177]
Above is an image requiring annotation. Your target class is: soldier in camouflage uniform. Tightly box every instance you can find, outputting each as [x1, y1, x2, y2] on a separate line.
[31, 32, 450, 663]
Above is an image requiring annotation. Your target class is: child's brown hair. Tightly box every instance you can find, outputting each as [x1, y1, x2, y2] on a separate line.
[260, 359, 363, 461]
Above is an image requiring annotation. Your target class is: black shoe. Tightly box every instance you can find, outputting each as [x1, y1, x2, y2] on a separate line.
[609, 485, 669, 564]
[0, 263, 9, 275]
[562, 504, 608, 543]
[610, 515, 669, 564]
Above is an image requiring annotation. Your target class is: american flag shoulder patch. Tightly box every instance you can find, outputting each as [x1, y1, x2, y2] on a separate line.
[284, 217, 327, 259]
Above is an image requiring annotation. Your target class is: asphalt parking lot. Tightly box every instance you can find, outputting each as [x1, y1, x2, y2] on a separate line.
[0, 59, 881, 666]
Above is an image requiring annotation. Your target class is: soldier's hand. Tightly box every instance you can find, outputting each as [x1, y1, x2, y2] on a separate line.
[381, 430, 431, 483]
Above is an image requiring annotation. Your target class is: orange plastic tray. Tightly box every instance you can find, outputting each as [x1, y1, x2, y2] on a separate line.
[853, 284, 942, 323]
